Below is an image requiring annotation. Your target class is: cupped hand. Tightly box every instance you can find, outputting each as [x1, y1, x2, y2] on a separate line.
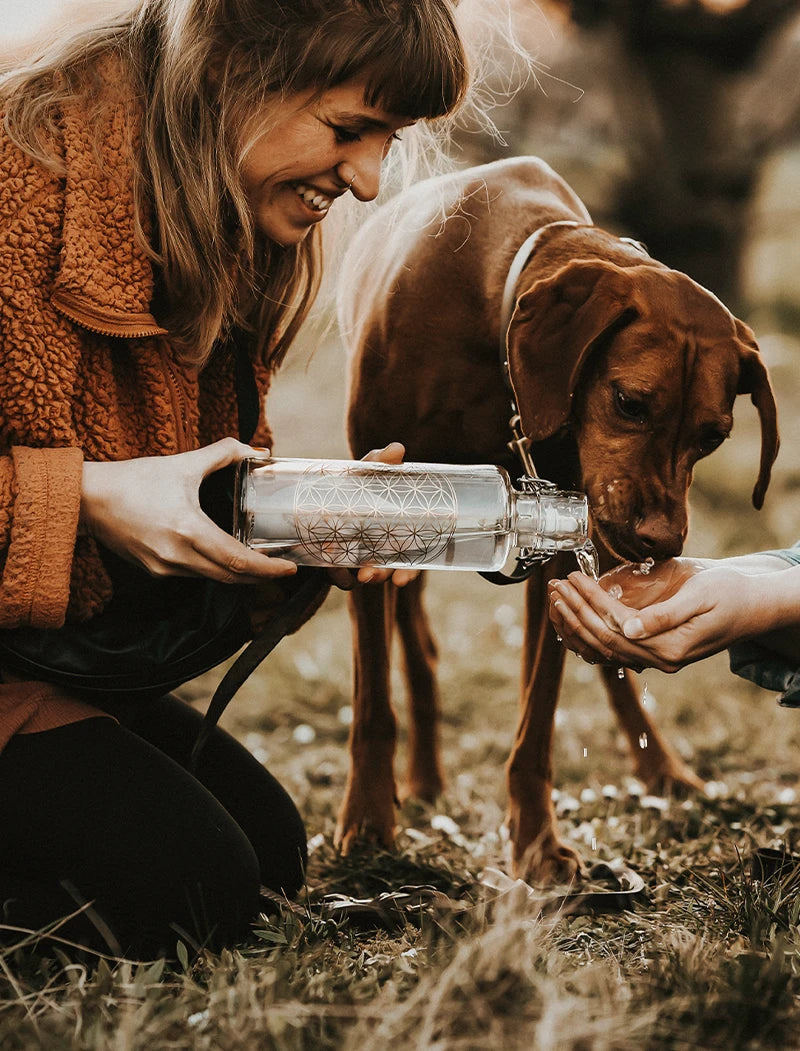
[326, 442, 422, 591]
[547, 557, 711, 672]
[80, 438, 298, 582]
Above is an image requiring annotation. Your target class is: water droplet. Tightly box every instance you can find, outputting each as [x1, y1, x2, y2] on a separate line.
[641, 683, 649, 708]
[633, 557, 655, 576]
[608, 584, 623, 600]
[639, 732, 648, 749]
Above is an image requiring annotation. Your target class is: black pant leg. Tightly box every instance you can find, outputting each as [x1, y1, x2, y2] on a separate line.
[109, 694, 308, 897]
[0, 718, 261, 958]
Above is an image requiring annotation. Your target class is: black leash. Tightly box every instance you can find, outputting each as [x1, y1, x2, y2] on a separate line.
[190, 337, 329, 769]
[190, 568, 328, 770]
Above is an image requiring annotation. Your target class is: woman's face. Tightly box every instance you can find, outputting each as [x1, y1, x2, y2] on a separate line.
[240, 79, 414, 246]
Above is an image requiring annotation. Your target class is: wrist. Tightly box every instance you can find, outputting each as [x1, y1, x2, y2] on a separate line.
[745, 566, 800, 635]
[79, 460, 103, 538]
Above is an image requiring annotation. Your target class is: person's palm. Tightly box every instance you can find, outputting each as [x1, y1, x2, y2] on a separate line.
[598, 558, 709, 610]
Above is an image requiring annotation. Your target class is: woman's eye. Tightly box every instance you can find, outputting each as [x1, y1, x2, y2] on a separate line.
[614, 386, 648, 422]
[330, 124, 361, 144]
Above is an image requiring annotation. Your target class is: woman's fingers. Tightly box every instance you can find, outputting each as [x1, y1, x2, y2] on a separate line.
[195, 436, 270, 476]
[619, 583, 707, 640]
[548, 576, 655, 668]
[183, 520, 298, 581]
[549, 582, 616, 663]
[361, 442, 405, 465]
[81, 441, 299, 582]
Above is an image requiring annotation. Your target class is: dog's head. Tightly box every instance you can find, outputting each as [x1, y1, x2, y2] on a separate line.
[507, 260, 779, 563]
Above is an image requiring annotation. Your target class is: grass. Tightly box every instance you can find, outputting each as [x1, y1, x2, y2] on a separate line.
[6, 784, 800, 1048]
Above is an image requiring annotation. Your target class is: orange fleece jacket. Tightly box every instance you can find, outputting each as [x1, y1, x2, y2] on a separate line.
[0, 56, 275, 748]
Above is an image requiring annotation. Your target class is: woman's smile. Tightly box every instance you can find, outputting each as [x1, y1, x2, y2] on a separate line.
[291, 182, 335, 214]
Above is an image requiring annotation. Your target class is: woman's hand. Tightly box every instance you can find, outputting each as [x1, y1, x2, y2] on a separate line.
[326, 441, 421, 591]
[548, 556, 787, 674]
[80, 438, 298, 582]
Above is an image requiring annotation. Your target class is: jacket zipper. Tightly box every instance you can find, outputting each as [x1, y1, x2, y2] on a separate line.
[161, 352, 191, 450]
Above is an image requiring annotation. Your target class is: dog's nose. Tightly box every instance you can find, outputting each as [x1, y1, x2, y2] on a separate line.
[633, 512, 684, 560]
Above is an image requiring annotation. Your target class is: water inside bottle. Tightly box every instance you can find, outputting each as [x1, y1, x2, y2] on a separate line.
[248, 468, 513, 571]
[242, 460, 588, 572]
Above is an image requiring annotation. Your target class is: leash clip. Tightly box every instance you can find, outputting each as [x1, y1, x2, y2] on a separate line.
[507, 412, 538, 479]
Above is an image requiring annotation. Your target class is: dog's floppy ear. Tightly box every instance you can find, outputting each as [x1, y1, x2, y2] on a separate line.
[506, 260, 634, 441]
[734, 318, 780, 509]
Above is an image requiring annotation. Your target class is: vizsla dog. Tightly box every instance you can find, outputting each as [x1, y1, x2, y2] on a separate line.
[336, 156, 779, 882]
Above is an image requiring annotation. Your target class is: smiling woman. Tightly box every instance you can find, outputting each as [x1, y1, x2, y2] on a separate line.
[0, 0, 473, 960]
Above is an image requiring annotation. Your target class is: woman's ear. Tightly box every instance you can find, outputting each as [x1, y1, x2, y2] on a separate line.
[507, 260, 636, 441]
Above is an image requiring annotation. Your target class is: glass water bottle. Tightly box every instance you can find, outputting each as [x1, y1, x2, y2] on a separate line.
[234, 458, 589, 573]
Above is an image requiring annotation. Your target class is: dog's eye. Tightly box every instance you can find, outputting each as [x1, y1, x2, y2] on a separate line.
[614, 386, 648, 423]
[697, 427, 727, 456]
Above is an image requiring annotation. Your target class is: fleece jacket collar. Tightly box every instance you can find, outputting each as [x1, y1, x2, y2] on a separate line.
[50, 54, 167, 339]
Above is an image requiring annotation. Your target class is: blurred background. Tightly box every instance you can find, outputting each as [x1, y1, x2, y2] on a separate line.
[4, 0, 800, 842]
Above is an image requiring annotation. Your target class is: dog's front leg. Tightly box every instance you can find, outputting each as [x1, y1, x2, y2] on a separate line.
[334, 582, 399, 853]
[506, 565, 585, 883]
[395, 573, 444, 803]
[601, 666, 705, 795]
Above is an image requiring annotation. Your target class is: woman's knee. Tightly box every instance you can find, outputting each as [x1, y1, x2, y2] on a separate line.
[154, 819, 261, 954]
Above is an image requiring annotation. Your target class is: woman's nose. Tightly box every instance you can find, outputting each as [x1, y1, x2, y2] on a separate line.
[340, 143, 385, 202]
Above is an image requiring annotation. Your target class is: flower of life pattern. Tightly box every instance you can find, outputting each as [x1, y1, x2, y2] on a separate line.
[292, 464, 458, 567]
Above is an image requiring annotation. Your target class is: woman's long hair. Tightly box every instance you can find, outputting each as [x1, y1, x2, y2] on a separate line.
[1, 0, 470, 366]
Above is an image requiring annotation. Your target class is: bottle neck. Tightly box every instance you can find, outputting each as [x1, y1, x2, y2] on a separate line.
[511, 487, 589, 553]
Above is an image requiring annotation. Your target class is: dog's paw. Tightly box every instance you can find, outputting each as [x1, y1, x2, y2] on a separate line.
[334, 814, 396, 855]
[512, 832, 586, 885]
[334, 784, 397, 855]
[639, 757, 705, 799]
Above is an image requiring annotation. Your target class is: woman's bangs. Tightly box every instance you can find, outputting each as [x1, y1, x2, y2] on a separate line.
[362, 33, 468, 120]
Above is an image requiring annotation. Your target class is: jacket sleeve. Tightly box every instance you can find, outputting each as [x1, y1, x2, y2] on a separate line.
[0, 447, 83, 629]
[0, 122, 87, 628]
[728, 541, 800, 706]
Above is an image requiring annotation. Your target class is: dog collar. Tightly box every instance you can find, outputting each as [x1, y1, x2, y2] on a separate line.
[499, 220, 581, 479]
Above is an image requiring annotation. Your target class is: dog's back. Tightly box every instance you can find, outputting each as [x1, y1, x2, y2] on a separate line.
[340, 156, 591, 464]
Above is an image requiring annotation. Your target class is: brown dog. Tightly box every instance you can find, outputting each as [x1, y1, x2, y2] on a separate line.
[335, 156, 779, 882]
